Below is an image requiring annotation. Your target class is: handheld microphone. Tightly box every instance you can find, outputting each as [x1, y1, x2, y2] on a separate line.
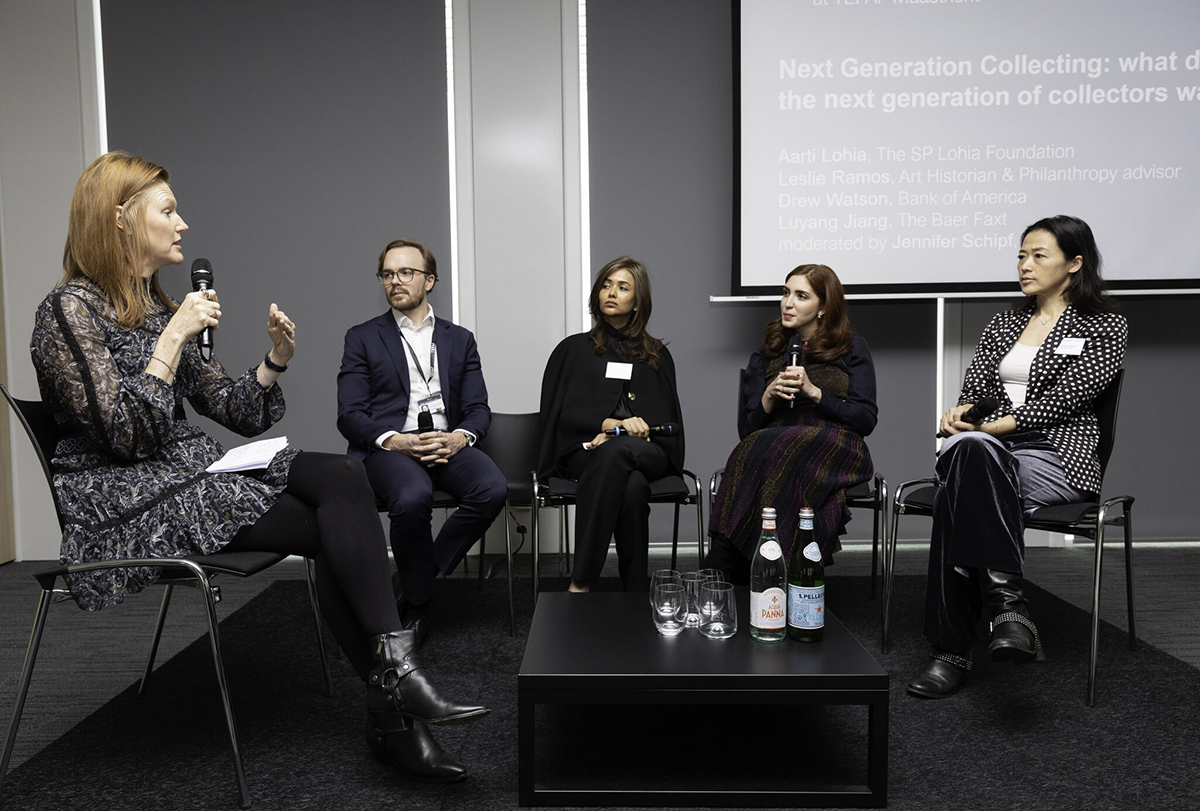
[937, 396, 1001, 437]
[417, 407, 434, 433]
[190, 258, 215, 361]
[961, 396, 1000, 424]
[787, 335, 805, 409]
[604, 423, 680, 437]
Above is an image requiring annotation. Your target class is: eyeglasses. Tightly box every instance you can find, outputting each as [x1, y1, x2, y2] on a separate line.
[376, 267, 433, 285]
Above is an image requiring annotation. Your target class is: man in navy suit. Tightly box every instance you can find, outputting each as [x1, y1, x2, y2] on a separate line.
[337, 239, 506, 627]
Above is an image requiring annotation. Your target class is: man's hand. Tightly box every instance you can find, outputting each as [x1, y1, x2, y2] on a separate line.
[383, 430, 468, 466]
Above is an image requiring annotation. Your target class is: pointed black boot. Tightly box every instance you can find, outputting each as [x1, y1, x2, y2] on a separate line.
[366, 714, 467, 783]
[367, 630, 490, 725]
[907, 649, 972, 698]
[984, 569, 1044, 662]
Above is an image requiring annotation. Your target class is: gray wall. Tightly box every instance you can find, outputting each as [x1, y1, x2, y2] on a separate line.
[101, 0, 453, 457]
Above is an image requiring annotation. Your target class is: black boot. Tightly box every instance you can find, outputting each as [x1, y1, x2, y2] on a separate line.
[907, 649, 972, 699]
[984, 569, 1044, 662]
[366, 713, 467, 783]
[367, 631, 490, 725]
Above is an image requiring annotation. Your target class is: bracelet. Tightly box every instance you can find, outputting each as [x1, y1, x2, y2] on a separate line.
[263, 353, 288, 373]
[150, 355, 176, 375]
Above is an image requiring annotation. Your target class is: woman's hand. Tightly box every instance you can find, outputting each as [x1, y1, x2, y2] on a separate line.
[266, 303, 295, 365]
[598, 416, 652, 441]
[166, 289, 221, 343]
[937, 404, 973, 437]
[762, 366, 821, 413]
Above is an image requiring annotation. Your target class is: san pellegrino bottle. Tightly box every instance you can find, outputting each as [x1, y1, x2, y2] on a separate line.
[750, 507, 788, 642]
[787, 507, 825, 642]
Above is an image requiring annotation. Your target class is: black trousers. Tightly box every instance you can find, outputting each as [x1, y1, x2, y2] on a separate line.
[561, 437, 670, 590]
[225, 452, 400, 680]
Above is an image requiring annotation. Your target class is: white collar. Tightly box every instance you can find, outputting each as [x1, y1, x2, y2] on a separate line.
[392, 304, 436, 331]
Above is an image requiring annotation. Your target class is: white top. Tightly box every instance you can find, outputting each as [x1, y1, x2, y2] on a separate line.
[998, 341, 1038, 408]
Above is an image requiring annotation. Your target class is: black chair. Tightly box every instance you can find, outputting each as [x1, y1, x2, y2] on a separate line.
[708, 369, 887, 590]
[884, 370, 1134, 706]
[474, 412, 541, 635]
[0, 384, 332, 809]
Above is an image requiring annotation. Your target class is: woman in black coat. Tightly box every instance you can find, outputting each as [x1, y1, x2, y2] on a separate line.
[537, 257, 684, 592]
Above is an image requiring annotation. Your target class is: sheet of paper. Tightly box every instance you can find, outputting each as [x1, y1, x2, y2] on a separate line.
[206, 436, 288, 473]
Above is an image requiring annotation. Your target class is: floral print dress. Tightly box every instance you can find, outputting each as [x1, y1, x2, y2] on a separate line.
[30, 279, 301, 610]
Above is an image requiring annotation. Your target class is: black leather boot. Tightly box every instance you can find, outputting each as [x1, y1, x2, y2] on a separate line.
[984, 569, 1044, 662]
[907, 649, 972, 698]
[367, 630, 490, 725]
[366, 713, 466, 783]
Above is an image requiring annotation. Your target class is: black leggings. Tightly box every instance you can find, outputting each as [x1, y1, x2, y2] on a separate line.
[225, 452, 400, 679]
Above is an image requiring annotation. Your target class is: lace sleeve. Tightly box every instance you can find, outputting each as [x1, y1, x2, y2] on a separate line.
[181, 346, 285, 438]
[31, 290, 176, 461]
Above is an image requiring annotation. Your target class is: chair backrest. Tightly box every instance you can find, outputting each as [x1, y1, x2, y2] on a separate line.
[476, 412, 540, 502]
[1, 384, 66, 530]
[1093, 368, 1125, 479]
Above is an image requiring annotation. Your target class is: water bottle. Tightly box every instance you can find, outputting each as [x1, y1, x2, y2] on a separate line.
[787, 507, 825, 642]
[750, 507, 788, 642]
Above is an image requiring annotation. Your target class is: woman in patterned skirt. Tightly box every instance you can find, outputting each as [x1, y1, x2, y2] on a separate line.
[30, 151, 487, 782]
[707, 264, 877, 580]
[908, 215, 1127, 699]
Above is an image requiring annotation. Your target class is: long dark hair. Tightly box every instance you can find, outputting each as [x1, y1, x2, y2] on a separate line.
[1021, 215, 1118, 315]
[586, 256, 663, 369]
[761, 264, 853, 363]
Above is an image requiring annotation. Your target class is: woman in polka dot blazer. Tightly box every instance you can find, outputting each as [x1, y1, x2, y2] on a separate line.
[908, 214, 1127, 699]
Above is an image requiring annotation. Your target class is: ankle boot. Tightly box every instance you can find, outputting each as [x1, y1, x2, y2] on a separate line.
[367, 630, 490, 725]
[366, 713, 466, 783]
[907, 649, 972, 699]
[984, 569, 1044, 662]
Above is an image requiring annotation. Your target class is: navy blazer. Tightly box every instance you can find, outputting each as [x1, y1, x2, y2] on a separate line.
[336, 311, 492, 459]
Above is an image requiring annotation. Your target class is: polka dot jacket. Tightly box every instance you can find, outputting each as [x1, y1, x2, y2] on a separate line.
[957, 302, 1128, 495]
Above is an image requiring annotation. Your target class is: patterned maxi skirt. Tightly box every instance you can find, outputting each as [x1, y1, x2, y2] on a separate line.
[708, 414, 873, 562]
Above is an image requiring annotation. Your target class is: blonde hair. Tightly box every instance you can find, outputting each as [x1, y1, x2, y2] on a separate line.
[62, 151, 177, 327]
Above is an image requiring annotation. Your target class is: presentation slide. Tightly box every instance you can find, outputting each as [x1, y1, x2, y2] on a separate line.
[738, 0, 1200, 294]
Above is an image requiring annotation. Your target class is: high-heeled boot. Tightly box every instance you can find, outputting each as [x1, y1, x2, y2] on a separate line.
[984, 569, 1044, 662]
[366, 713, 467, 783]
[367, 630, 490, 725]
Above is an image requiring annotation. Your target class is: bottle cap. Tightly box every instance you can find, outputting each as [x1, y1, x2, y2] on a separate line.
[762, 507, 777, 519]
[798, 507, 815, 519]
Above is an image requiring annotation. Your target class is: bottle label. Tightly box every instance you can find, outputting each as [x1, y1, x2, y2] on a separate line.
[799, 517, 814, 531]
[762, 519, 776, 530]
[751, 587, 787, 629]
[758, 540, 782, 561]
[788, 584, 825, 629]
[803, 542, 822, 562]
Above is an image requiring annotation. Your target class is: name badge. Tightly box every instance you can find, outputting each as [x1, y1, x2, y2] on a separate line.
[1055, 337, 1086, 356]
[417, 394, 446, 414]
[606, 362, 633, 380]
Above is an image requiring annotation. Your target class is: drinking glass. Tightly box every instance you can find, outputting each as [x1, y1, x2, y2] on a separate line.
[698, 582, 737, 639]
[651, 583, 687, 636]
[681, 571, 718, 628]
[649, 569, 682, 606]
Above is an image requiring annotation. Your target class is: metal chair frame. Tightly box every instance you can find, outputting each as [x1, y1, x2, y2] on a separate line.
[883, 370, 1134, 706]
[529, 469, 706, 599]
[0, 384, 332, 808]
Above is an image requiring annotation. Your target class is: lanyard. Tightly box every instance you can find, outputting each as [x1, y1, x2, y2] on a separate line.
[399, 330, 436, 388]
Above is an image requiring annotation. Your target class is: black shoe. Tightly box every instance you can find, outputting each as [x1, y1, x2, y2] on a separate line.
[367, 630, 489, 726]
[907, 650, 971, 699]
[366, 714, 466, 783]
[983, 569, 1044, 662]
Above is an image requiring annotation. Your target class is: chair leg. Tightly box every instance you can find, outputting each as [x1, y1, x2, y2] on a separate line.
[505, 499, 516, 636]
[869, 478, 881, 600]
[304, 558, 334, 698]
[695, 484, 706, 568]
[882, 502, 902, 653]
[198, 570, 251, 808]
[531, 499, 540, 601]
[478, 520, 487, 592]
[670, 503, 680, 571]
[1087, 503, 1113, 708]
[138, 584, 175, 697]
[1122, 505, 1137, 650]
[0, 589, 53, 793]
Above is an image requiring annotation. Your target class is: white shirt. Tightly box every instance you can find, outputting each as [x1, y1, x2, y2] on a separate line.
[373, 305, 476, 448]
[998, 341, 1038, 409]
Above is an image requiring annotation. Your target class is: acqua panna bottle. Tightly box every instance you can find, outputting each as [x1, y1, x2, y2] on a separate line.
[750, 507, 788, 642]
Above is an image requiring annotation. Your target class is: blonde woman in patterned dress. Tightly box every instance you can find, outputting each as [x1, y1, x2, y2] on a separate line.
[31, 152, 487, 782]
[908, 215, 1127, 699]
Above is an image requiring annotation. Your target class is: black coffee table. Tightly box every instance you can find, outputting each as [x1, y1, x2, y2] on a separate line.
[517, 591, 888, 807]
